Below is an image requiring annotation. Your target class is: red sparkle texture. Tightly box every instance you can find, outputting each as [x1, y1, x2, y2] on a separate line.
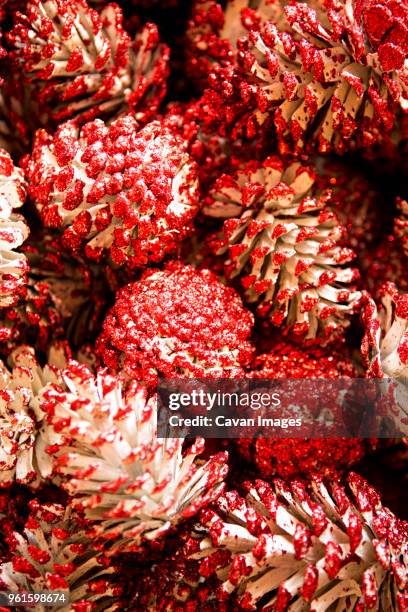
[27, 115, 200, 269]
[97, 261, 255, 384]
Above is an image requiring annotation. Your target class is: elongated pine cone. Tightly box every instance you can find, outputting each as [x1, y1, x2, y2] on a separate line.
[209, 0, 408, 153]
[187, 474, 408, 610]
[0, 149, 29, 308]
[39, 365, 229, 554]
[97, 261, 255, 383]
[0, 502, 121, 610]
[204, 157, 360, 340]
[8, 1, 169, 127]
[27, 115, 200, 269]
[0, 346, 63, 487]
[236, 341, 368, 479]
[395, 198, 408, 257]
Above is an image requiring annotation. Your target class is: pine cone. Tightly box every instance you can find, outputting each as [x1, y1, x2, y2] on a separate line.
[0, 346, 63, 487]
[40, 365, 229, 554]
[395, 198, 408, 257]
[208, 0, 408, 153]
[188, 473, 408, 610]
[0, 501, 121, 610]
[27, 115, 200, 269]
[97, 261, 254, 384]
[7, 1, 169, 127]
[0, 149, 29, 308]
[204, 157, 360, 340]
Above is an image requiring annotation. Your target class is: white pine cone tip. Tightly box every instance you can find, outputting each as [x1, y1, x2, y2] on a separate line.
[0, 502, 121, 611]
[40, 364, 229, 555]
[0, 346, 64, 487]
[0, 149, 29, 308]
[186, 473, 408, 611]
[213, 0, 408, 153]
[96, 261, 255, 383]
[8, 1, 170, 126]
[204, 156, 360, 340]
[27, 115, 200, 269]
[362, 282, 408, 380]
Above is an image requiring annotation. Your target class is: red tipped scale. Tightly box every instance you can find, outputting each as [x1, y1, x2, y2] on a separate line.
[26, 115, 200, 270]
[7, 0, 169, 128]
[204, 157, 361, 341]
[362, 283, 408, 380]
[38, 365, 229, 555]
[186, 474, 408, 610]
[0, 502, 121, 609]
[97, 261, 254, 384]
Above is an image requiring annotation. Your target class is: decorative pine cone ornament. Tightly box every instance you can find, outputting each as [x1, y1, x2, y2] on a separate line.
[204, 156, 361, 341]
[26, 115, 200, 269]
[38, 364, 229, 555]
[186, 0, 288, 90]
[186, 473, 408, 610]
[7, 1, 170, 129]
[0, 501, 121, 611]
[395, 197, 408, 257]
[0, 346, 65, 488]
[235, 341, 369, 479]
[0, 148, 29, 309]
[97, 261, 254, 384]
[207, 0, 408, 154]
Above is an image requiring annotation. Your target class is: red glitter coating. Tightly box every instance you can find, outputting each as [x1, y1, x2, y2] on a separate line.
[203, 0, 407, 153]
[236, 341, 368, 479]
[27, 115, 200, 269]
[7, 1, 170, 128]
[204, 156, 360, 340]
[183, 474, 408, 610]
[0, 502, 121, 608]
[97, 261, 254, 384]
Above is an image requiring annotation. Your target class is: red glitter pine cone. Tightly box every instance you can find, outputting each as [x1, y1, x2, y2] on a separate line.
[185, 474, 408, 610]
[7, 0, 170, 128]
[97, 261, 255, 384]
[205, 0, 408, 153]
[204, 156, 361, 341]
[26, 115, 200, 269]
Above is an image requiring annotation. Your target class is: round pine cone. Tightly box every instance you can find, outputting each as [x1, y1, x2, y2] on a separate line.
[26, 115, 200, 269]
[204, 156, 361, 341]
[97, 261, 255, 384]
